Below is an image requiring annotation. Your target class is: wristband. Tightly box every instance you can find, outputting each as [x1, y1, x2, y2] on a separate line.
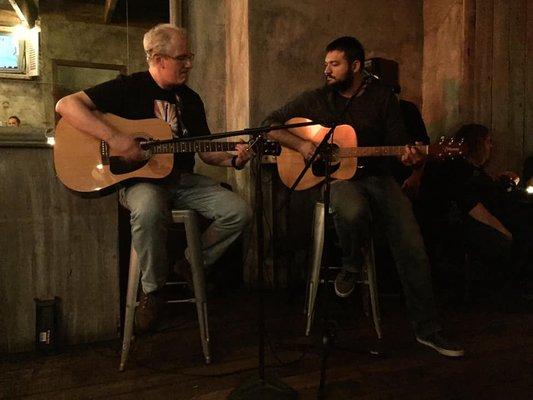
[231, 155, 244, 170]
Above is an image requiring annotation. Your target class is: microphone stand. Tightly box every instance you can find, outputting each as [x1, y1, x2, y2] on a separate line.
[278, 82, 380, 399]
[227, 128, 298, 399]
[163, 122, 315, 399]
[284, 122, 340, 399]
[174, 121, 330, 399]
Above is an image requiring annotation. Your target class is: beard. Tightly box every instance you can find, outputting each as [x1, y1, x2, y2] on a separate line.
[326, 69, 355, 92]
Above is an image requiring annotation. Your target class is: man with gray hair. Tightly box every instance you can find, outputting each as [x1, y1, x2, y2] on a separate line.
[56, 23, 253, 331]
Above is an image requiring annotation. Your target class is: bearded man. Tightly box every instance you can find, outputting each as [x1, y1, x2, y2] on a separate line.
[264, 36, 464, 357]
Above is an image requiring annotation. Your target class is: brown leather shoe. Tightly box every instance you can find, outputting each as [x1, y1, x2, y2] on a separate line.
[174, 258, 194, 290]
[135, 290, 159, 332]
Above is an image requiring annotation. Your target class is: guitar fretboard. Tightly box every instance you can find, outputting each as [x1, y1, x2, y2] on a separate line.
[147, 140, 237, 154]
[339, 145, 429, 158]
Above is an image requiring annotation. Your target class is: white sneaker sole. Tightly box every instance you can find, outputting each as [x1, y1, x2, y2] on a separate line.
[416, 337, 465, 357]
[334, 284, 355, 298]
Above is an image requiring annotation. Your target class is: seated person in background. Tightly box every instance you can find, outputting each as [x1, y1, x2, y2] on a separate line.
[7, 115, 20, 127]
[418, 124, 519, 294]
[56, 24, 253, 331]
[364, 58, 430, 199]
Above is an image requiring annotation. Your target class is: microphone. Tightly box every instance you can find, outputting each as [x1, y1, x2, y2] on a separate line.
[362, 68, 380, 82]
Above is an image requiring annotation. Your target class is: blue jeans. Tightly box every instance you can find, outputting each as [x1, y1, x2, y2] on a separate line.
[329, 175, 441, 338]
[120, 173, 252, 294]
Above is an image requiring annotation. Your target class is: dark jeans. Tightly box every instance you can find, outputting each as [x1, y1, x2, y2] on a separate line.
[465, 217, 513, 290]
[329, 175, 441, 338]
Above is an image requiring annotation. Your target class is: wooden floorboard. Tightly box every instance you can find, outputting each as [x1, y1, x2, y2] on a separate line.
[1, 289, 532, 399]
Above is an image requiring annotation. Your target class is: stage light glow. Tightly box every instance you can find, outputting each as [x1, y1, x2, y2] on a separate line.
[526, 185, 533, 195]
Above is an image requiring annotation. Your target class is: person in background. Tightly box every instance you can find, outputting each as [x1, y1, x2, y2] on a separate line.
[418, 124, 525, 295]
[7, 115, 20, 127]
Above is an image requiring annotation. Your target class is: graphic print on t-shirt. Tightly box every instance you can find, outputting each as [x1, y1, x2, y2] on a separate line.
[153, 95, 189, 138]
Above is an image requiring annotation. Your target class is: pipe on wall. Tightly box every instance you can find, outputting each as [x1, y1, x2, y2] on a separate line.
[169, 0, 182, 27]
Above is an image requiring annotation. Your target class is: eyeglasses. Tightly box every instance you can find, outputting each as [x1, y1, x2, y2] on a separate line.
[165, 53, 195, 62]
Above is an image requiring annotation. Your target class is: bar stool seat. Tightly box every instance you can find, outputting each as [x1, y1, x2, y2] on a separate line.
[304, 202, 382, 339]
[119, 209, 211, 371]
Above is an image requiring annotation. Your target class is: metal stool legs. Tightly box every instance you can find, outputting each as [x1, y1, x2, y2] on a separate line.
[173, 210, 211, 365]
[304, 202, 382, 339]
[305, 202, 326, 336]
[119, 209, 211, 371]
[362, 234, 382, 339]
[119, 246, 141, 371]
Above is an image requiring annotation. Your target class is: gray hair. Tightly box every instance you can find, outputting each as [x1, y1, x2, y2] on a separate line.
[143, 24, 187, 64]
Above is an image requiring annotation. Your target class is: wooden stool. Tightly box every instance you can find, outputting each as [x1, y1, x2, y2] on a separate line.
[119, 209, 211, 371]
[304, 202, 382, 339]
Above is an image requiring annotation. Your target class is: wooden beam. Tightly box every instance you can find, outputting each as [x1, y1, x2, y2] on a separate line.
[169, 0, 182, 27]
[104, 0, 119, 24]
[8, 0, 37, 27]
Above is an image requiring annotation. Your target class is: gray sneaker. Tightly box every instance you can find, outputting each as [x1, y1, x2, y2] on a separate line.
[416, 332, 465, 357]
[334, 270, 357, 298]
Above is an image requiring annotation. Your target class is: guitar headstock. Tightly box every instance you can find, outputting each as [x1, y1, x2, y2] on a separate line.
[428, 136, 468, 161]
[248, 138, 281, 156]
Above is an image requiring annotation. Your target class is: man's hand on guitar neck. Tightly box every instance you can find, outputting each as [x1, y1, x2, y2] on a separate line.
[107, 132, 145, 162]
[400, 141, 426, 168]
[233, 142, 254, 168]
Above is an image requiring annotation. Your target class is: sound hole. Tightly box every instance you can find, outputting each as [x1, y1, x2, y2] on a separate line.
[109, 137, 149, 175]
[311, 144, 341, 177]
[109, 157, 149, 175]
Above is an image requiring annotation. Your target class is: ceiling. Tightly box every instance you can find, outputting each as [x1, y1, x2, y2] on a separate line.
[0, 1, 171, 27]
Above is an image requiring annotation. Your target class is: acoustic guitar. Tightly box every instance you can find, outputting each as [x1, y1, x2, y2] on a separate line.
[276, 117, 466, 190]
[54, 113, 280, 193]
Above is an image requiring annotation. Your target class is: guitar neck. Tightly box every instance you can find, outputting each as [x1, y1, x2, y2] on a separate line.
[146, 140, 237, 154]
[339, 145, 429, 158]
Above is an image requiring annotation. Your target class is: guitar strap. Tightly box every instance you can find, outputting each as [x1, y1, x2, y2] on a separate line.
[174, 93, 189, 138]
[325, 79, 367, 127]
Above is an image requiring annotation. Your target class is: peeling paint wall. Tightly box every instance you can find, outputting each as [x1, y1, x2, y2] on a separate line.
[186, 0, 229, 183]
[422, 0, 464, 140]
[423, 0, 533, 173]
[249, 0, 424, 126]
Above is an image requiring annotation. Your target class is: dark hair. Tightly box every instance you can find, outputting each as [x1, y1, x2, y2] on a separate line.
[454, 124, 490, 165]
[326, 36, 365, 65]
[8, 115, 20, 124]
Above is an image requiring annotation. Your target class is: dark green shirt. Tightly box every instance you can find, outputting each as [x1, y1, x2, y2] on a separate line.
[263, 82, 409, 176]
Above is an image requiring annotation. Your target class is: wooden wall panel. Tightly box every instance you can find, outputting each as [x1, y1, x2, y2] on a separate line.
[0, 147, 120, 353]
[490, 0, 510, 171]
[425, 0, 531, 174]
[527, 0, 533, 160]
[505, 0, 527, 173]
[472, 0, 494, 127]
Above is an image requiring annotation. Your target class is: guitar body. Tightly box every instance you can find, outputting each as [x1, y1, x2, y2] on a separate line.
[276, 117, 357, 190]
[54, 114, 173, 192]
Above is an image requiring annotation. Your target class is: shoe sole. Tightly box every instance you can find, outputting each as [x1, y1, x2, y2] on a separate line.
[334, 284, 355, 298]
[416, 337, 465, 357]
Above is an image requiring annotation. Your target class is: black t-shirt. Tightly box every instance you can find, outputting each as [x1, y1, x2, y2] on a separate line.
[84, 71, 210, 173]
[419, 158, 508, 220]
[262, 82, 408, 176]
[391, 100, 430, 184]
